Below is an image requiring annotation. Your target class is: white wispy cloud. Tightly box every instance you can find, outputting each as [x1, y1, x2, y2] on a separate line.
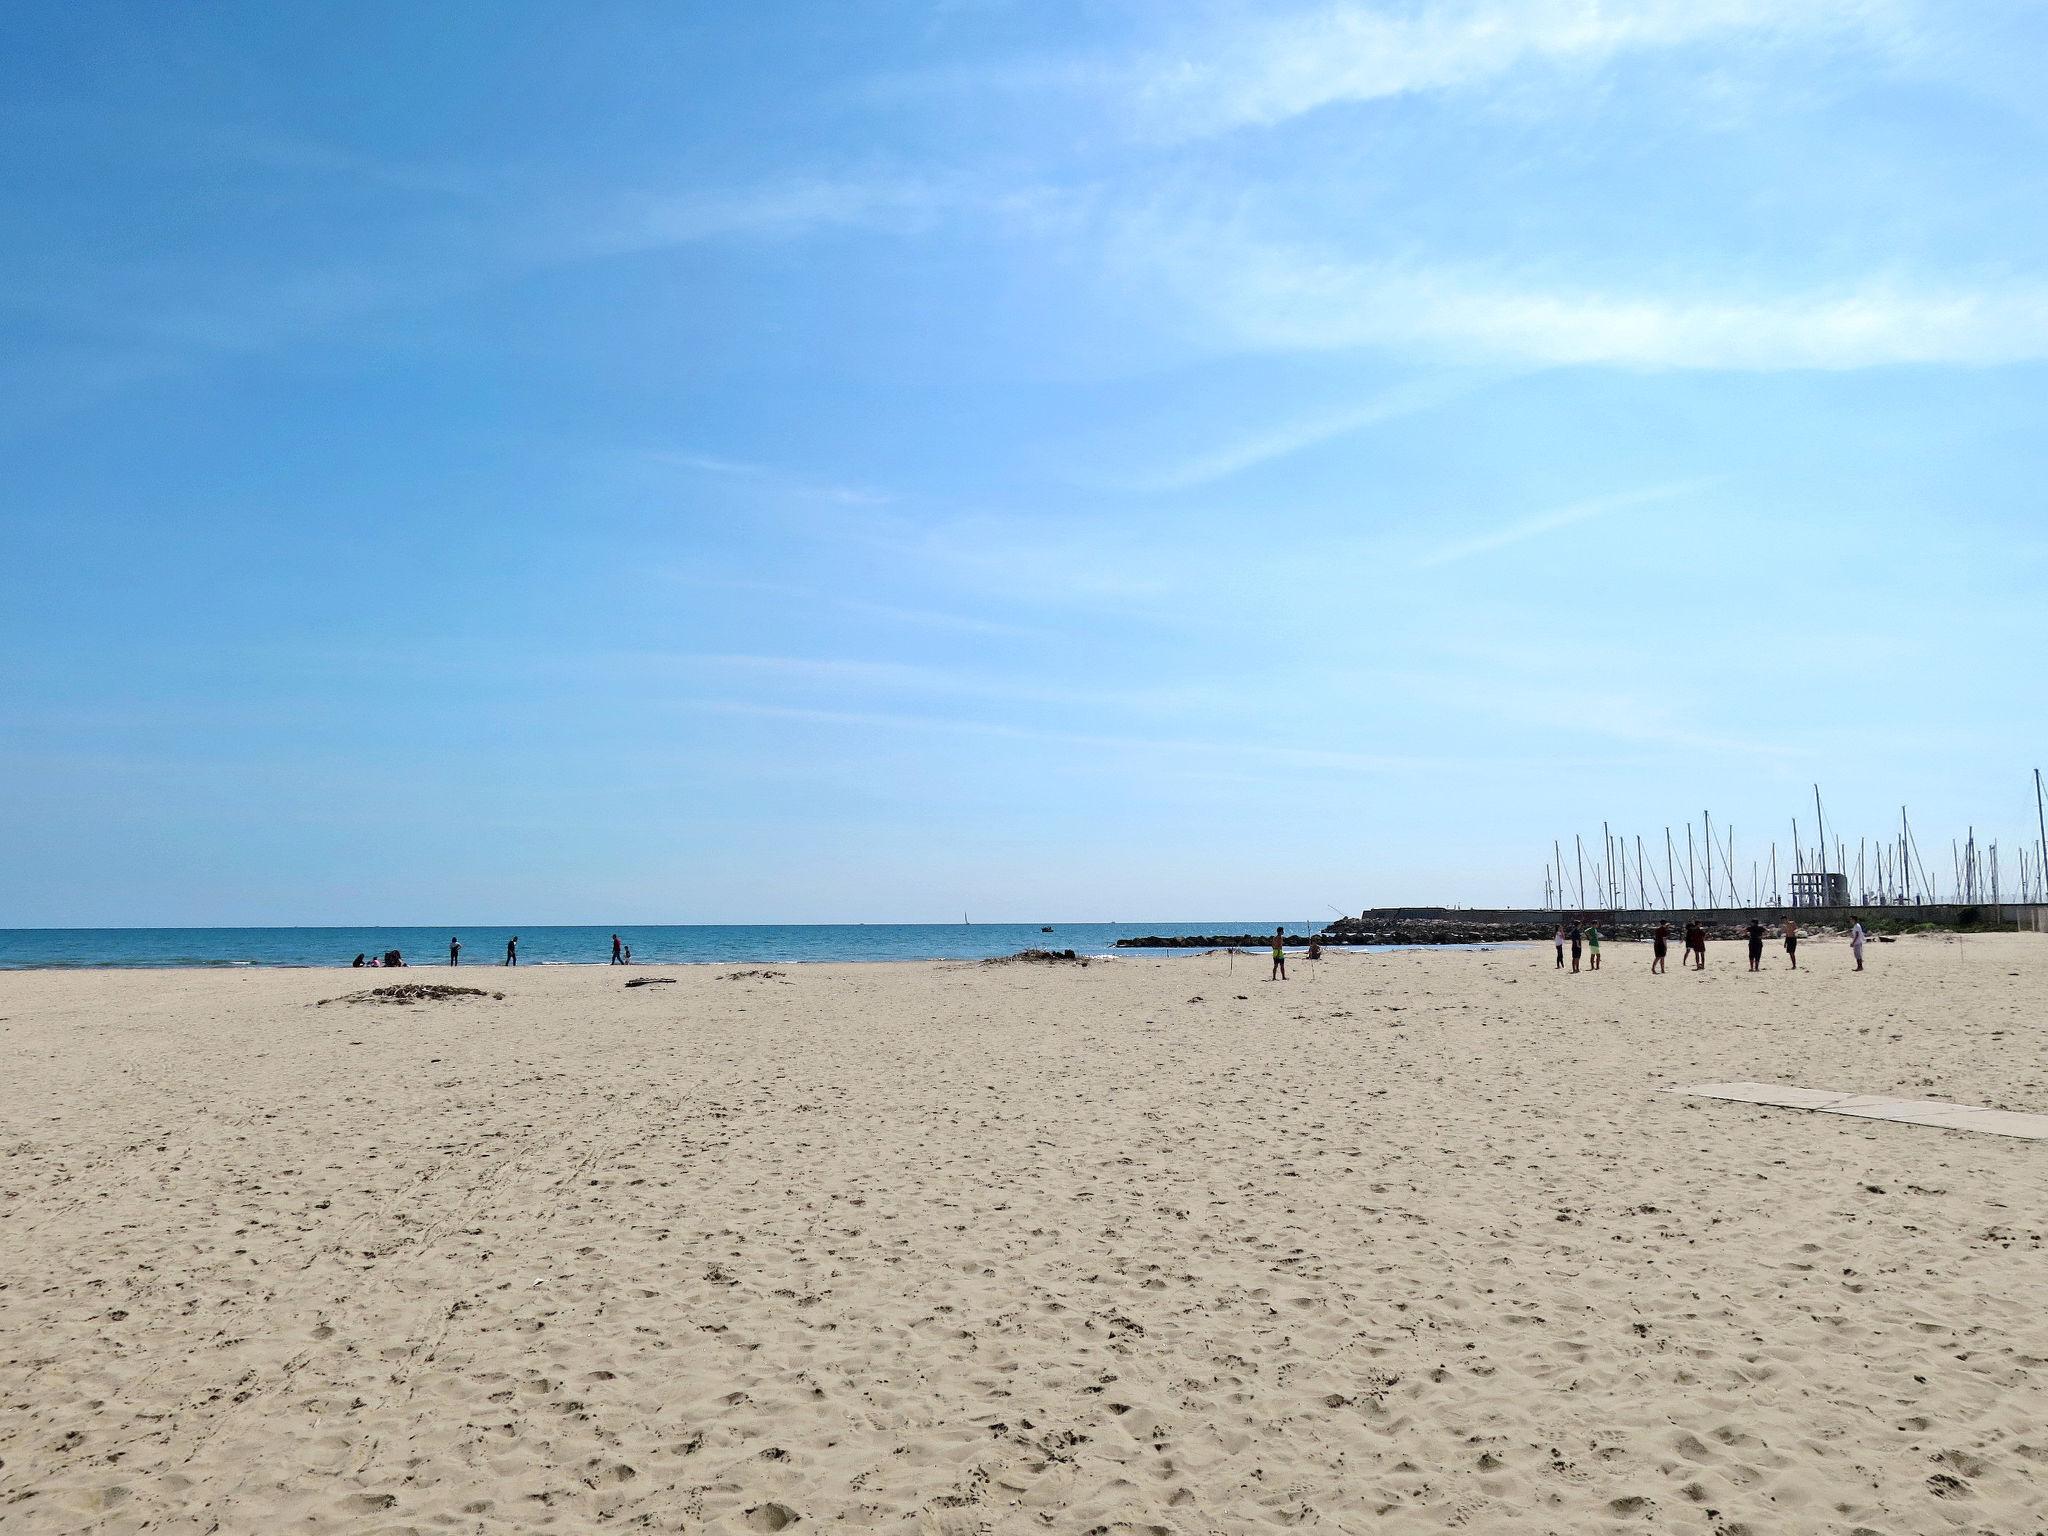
[1118, 373, 1491, 492]
[1140, 226, 2048, 368]
[686, 697, 1448, 774]
[645, 450, 893, 507]
[1414, 482, 1700, 567]
[585, 178, 950, 258]
[1134, 0, 1904, 134]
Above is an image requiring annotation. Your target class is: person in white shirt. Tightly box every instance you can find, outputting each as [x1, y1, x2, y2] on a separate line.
[1849, 917, 1867, 972]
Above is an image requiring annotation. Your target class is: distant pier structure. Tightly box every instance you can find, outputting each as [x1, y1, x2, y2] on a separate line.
[1788, 870, 1850, 907]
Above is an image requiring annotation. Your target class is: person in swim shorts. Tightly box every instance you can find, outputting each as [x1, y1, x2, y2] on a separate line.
[1782, 917, 1799, 969]
[1746, 919, 1765, 971]
[1651, 921, 1669, 973]
[1270, 928, 1287, 981]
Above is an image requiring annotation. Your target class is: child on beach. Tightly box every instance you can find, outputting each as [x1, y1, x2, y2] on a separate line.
[1270, 929, 1287, 981]
[1783, 917, 1799, 969]
[1850, 917, 1867, 971]
[1746, 919, 1765, 972]
[1568, 922, 1582, 973]
[1555, 924, 1566, 969]
[1586, 924, 1602, 970]
[1651, 921, 1668, 973]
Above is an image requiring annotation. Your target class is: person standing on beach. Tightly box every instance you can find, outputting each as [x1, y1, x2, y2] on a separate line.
[1554, 923, 1566, 969]
[1782, 917, 1799, 969]
[1567, 921, 1582, 973]
[1850, 916, 1867, 971]
[449, 936, 461, 967]
[611, 933, 624, 965]
[1586, 923, 1602, 970]
[1746, 919, 1765, 972]
[505, 935, 518, 966]
[1270, 928, 1287, 981]
[1651, 921, 1669, 973]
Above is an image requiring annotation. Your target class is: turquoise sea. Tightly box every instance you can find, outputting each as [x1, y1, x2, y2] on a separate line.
[0, 922, 1350, 970]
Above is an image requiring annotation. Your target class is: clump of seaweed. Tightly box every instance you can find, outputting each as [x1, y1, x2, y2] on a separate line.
[318, 983, 501, 1006]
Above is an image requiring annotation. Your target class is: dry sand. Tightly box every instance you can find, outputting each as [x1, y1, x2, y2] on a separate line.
[2, 935, 2044, 1534]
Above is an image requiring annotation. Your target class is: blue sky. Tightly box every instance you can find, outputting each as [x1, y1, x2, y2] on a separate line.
[4, 0, 2046, 925]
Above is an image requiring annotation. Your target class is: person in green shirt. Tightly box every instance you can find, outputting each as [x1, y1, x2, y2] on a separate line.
[1586, 923, 1602, 970]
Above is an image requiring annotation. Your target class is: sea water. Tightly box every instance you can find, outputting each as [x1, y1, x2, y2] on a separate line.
[0, 923, 1357, 969]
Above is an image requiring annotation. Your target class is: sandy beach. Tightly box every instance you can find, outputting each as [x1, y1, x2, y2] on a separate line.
[2, 935, 2043, 1534]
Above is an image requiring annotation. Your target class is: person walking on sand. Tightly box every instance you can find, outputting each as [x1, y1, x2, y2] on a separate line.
[1746, 918, 1765, 972]
[449, 935, 461, 967]
[610, 933, 624, 965]
[1567, 920, 1582, 973]
[1651, 921, 1669, 973]
[1685, 921, 1705, 969]
[1554, 922, 1567, 969]
[505, 935, 518, 966]
[1782, 916, 1799, 969]
[1270, 928, 1287, 981]
[1850, 916, 1867, 971]
[1586, 923, 1602, 970]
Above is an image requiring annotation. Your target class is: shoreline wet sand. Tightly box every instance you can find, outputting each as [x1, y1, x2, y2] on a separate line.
[3, 936, 2042, 1533]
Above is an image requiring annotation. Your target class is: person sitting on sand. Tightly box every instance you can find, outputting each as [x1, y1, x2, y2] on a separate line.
[1270, 928, 1287, 981]
[1782, 917, 1799, 969]
[1850, 916, 1867, 971]
[352, 953, 367, 968]
[1586, 923, 1602, 970]
[1651, 921, 1669, 974]
[1746, 919, 1765, 972]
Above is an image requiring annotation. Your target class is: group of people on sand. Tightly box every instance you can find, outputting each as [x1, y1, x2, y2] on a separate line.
[436, 933, 634, 966]
[444, 935, 521, 966]
[1555, 915, 1870, 973]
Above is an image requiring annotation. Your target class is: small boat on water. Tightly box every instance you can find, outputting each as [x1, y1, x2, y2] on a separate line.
[1041, 926, 1054, 933]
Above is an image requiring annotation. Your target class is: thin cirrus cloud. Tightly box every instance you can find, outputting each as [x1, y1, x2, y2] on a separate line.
[1414, 483, 1704, 568]
[1113, 372, 1493, 493]
[1130, 0, 1905, 134]
[1149, 234, 2048, 370]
